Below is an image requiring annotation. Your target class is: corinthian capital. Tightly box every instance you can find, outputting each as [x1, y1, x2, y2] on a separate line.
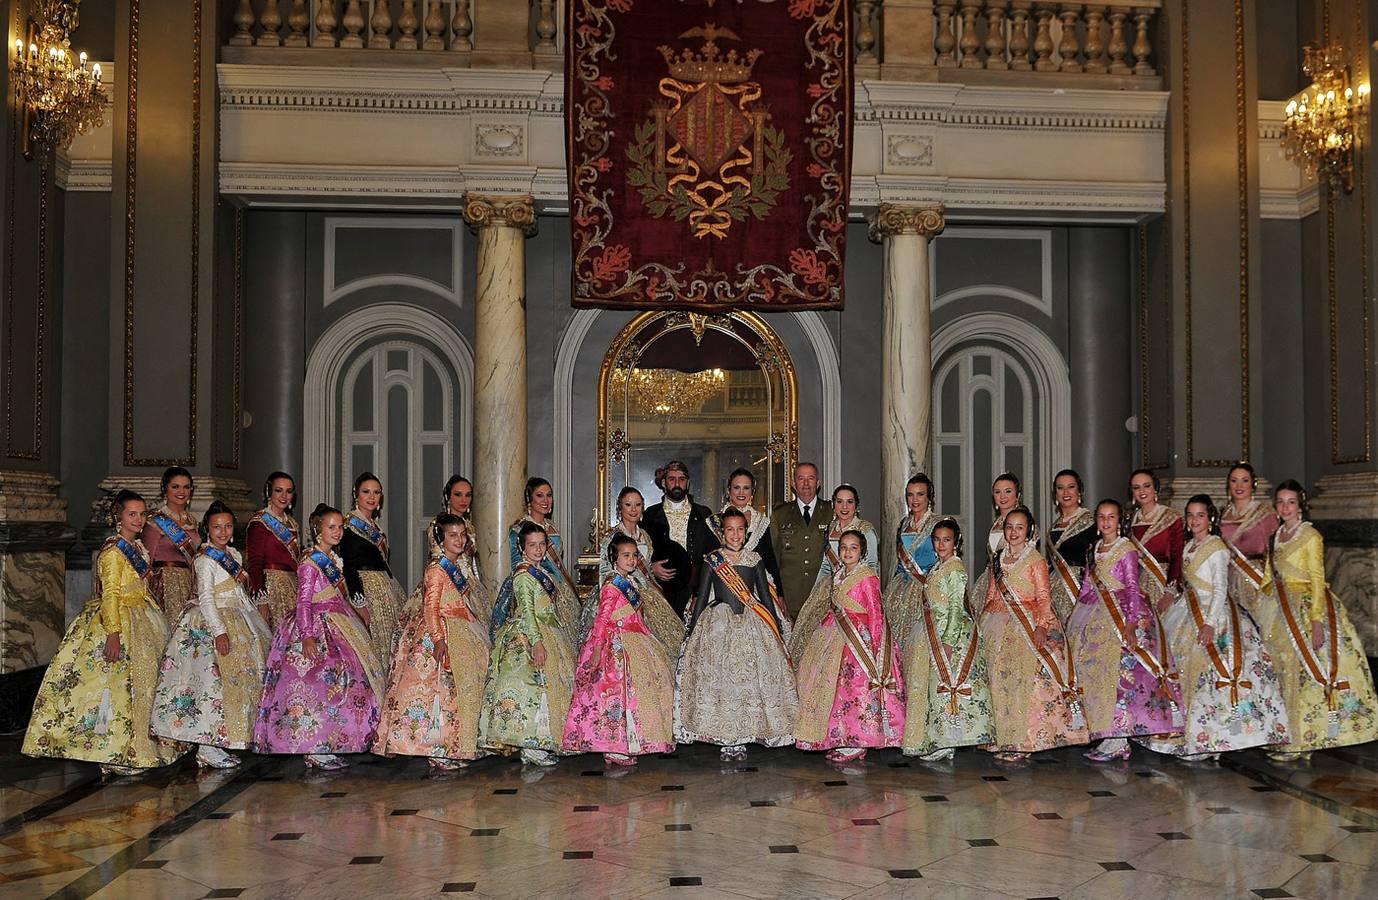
[462, 194, 538, 236]
[868, 204, 946, 242]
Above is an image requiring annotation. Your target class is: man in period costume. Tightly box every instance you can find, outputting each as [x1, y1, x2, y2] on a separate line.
[768, 462, 833, 617]
[642, 460, 719, 617]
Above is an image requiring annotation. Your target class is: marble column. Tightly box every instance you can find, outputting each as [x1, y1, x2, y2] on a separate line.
[869, 203, 945, 574]
[463, 194, 537, 586]
[1311, 473, 1378, 660]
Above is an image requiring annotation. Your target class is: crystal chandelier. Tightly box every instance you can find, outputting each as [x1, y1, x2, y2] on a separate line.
[613, 367, 727, 420]
[9, 0, 106, 159]
[1282, 43, 1369, 193]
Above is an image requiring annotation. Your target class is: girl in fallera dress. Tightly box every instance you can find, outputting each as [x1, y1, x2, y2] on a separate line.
[254, 504, 384, 771]
[1045, 469, 1097, 625]
[338, 472, 406, 681]
[152, 501, 273, 769]
[1129, 468, 1184, 611]
[972, 473, 1024, 610]
[710, 468, 783, 590]
[480, 522, 578, 766]
[564, 533, 677, 767]
[1218, 463, 1279, 644]
[794, 530, 906, 763]
[501, 477, 582, 648]
[1262, 481, 1378, 763]
[676, 509, 799, 761]
[1142, 495, 1289, 759]
[902, 518, 994, 761]
[593, 487, 686, 651]
[24, 490, 186, 775]
[789, 484, 879, 660]
[981, 506, 1090, 762]
[375, 515, 491, 771]
[245, 471, 300, 631]
[882, 474, 941, 659]
[1067, 500, 1183, 762]
[141, 466, 201, 626]
[426, 476, 491, 627]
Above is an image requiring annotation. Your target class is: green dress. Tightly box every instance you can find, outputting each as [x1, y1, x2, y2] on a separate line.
[901, 556, 995, 755]
[478, 564, 576, 752]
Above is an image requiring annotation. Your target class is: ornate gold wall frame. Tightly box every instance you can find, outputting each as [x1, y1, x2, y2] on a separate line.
[594, 310, 799, 536]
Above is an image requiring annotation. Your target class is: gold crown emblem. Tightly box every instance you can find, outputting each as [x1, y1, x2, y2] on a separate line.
[658, 25, 762, 85]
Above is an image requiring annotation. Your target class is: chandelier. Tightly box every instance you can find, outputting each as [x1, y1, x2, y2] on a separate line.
[613, 367, 726, 420]
[9, 0, 106, 159]
[1282, 43, 1369, 193]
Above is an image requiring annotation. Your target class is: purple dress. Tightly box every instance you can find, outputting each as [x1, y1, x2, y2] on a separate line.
[254, 552, 385, 753]
[1067, 538, 1184, 739]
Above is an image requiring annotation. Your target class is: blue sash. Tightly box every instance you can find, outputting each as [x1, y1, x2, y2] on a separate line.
[610, 572, 641, 608]
[348, 514, 386, 550]
[490, 561, 560, 641]
[257, 510, 298, 553]
[150, 512, 196, 562]
[308, 550, 348, 601]
[202, 545, 248, 584]
[114, 537, 150, 581]
[437, 555, 470, 596]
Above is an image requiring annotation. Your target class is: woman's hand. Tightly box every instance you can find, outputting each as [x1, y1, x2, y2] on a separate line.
[434, 637, 450, 670]
[1033, 625, 1049, 646]
[214, 633, 231, 656]
[256, 604, 272, 627]
[1197, 624, 1216, 648]
[1312, 622, 1326, 650]
[103, 632, 123, 663]
[651, 561, 676, 581]
[302, 636, 319, 661]
[532, 641, 548, 668]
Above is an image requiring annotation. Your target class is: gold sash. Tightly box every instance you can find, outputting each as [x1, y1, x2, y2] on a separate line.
[1088, 559, 1179, 702]
[831, 580, 896, 695]
[1049, 550, 1081, 605]
[1183, 579, 1251, 705]
[1128, 533, 1170, 594]
[896, 531, 929, 585]
[993, 564, 1081, 709]
[1222, 538, 1266, 589]
[711, 553, 785, 650]
[920, 574, 980, 715]
[1273, 573, 1349, 711]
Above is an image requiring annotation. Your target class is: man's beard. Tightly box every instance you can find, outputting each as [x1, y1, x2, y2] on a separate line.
[666, 486, 687, 502]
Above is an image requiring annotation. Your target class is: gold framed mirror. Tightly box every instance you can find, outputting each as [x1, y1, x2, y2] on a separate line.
[594, 310, 799, 538]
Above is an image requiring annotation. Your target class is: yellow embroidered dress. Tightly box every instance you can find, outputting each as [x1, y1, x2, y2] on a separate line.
[1263, 522, 1378, 752]
[23, 538, 186, 768]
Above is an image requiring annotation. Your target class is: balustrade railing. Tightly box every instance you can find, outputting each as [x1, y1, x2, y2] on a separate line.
[226, 0, 1163, 86]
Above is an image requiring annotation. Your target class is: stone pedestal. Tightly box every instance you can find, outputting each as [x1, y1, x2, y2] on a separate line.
[1311, 472, 1378, 657]
[463, 195, 536, 586]
[870, 204, 944, 575]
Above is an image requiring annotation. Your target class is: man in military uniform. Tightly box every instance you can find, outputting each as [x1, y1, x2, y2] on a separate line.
[642, 460, 719, 617]
[768, 462, 832, 617]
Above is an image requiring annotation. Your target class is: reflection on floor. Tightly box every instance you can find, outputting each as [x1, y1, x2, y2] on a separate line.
[2, 737, 1376, 899]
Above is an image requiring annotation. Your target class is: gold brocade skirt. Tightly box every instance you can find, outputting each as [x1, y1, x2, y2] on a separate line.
[357, 570, 406, 680]
[152, 604, 273, 748]
[636, 579, 687, 651]
[881, 577, 924, 658]
[151, 565, 194, 626]
[261, 569, 299, 633]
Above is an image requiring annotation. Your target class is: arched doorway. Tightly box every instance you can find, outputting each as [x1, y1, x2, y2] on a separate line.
[303, 303, 474, 588]
[594, 311, 800, 530]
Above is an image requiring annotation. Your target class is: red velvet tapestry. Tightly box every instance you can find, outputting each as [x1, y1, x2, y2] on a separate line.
[567, 0, 852, 311]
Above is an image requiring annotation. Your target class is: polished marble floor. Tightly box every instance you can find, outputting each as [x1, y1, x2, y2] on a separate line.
[2, 737, 1377, 900]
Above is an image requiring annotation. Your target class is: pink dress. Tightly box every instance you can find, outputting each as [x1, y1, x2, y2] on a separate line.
[254, 551, 385, 754]
[562, 575, 676, 756]
[794, 566, 906, 750]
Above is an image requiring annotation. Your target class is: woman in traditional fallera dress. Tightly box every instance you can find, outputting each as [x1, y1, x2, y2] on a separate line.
[902, 518, 994, 760]
[24, 491, 186, 774]
[1218, 463, 1278, 642]
[1045, 469, 1097, 625]
[501, 477, 582, 647]
[375, 514, 490, 770]
[480, 522, 578, 766]
[593, 487, 685, 651]
[793, 530, 905, 762]
[1262, 481, 1378, 762]
[676, 509, 799, 761]
[710, 468, 782, 590]
[254, 504, 384, 770]
[971, 473, 1024, 611]
[338, 472, 406, 680]
[141, 466, 201, 626]
[1142, 495, 1289, 759]
[564, 532, 677, 766]
[882, 474, 941, 659]
[425, 476, 491, 626]
[981, 506, 1090, 761]
[152, 501, 273, 769]
[1067, 500, 1183, 762]
[245, 471, 300, 631]
[1129, 468, 1184, 610]
[788, 484, 878, 660]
